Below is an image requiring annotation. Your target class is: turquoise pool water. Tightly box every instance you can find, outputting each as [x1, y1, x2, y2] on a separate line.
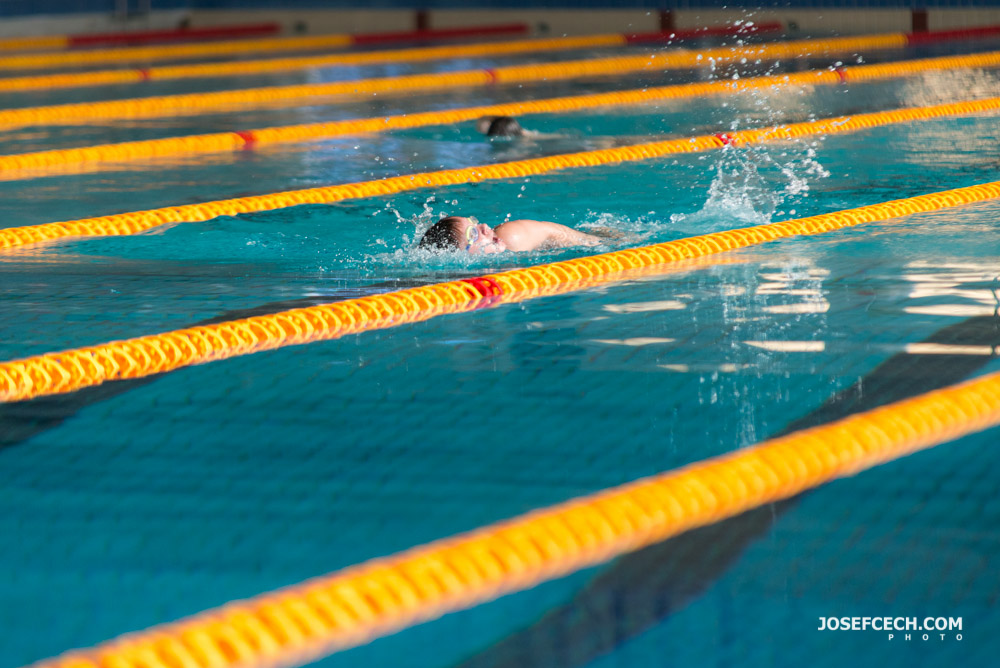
[1, 34, 999, 668]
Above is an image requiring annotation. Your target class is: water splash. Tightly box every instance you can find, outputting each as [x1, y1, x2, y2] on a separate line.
[363, 195, 513, 274]
[672, 41, 832, 234]
[670, 139, 829, 233]
[371, 195, 449, 228]
[578, 211, 660, 245]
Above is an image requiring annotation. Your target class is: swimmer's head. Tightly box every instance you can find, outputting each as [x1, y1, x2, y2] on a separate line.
[476, 115, 525, 138]
[418, 216, 507, 254]
[475, 116, 498, 135]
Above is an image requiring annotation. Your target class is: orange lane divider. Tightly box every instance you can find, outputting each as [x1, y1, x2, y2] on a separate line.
[0, 23, 532, 53]
[0, 23, 280, 51]
[0, 22, 774, 73]
[2, 179, 999, 404]
[0, 33, 355, 68]
[0, 35, 69, 52]
[14, 23, 281, 51]
[3, 51, 1000, 177]
[0, 32, 916, 124]
[2, 97, 999, 251]
[0, 20, 993, 76]
[25, 366, 1000, 668]
[0, 33, 629, 89]
[0, 21, 773, 59]
[0, 23, 530, 69]
[0, 24, 778, 91]
[0, 30, 893, 92]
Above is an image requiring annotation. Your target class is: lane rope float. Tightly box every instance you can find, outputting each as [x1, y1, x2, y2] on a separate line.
[2, 179, 999, 404]
[0, 23, 785, 92]
[2, 51, 1000, 177]
[0, 31, 948, 126]
[0, 21, 779, 54]
[0, 21, 992, 75]
[0, 23, 533, 69]
[0, 23, 280, 51]
[2, 96, 999, 250]
[0, 34, 631, 89]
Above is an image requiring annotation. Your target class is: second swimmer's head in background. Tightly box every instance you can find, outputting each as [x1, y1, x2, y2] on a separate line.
[418, 216, 507, 254]
[476, 116, 526, 138]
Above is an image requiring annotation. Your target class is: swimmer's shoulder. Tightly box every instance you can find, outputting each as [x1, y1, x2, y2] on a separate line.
[494, 219, 552, 251]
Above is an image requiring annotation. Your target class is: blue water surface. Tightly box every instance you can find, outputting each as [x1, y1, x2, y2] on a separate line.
[0, 36, 998, 668]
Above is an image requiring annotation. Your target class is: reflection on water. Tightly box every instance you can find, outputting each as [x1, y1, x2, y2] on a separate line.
[902, 261, 1000, 318]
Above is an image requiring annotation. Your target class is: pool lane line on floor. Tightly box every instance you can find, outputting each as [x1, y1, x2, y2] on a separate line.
[25, 347, 1000, 668]
[2, 95, 999, 251]
[0, 31, 977, 127]
[0, 23, 534, 70]
[2, 179, 999, 404]
[4, 50, 1000, 179]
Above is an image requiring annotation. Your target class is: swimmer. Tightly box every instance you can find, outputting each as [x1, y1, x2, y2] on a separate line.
[475, 115, 527, 138]
[418, 216, 602, 253]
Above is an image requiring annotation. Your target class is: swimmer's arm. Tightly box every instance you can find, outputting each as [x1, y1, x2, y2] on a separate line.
[543, 221, 602, 248]
[496, 219, 601, 251]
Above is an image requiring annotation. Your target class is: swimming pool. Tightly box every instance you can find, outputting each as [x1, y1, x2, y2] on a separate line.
[1, 29, 999, 668]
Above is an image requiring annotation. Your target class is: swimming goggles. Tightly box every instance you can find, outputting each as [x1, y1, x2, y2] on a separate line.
[463, 218, 481, 251]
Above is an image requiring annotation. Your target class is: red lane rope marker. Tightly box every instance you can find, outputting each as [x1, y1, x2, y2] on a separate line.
[906, 24, 1000, 44]
[233, 130, 257, 149]
[460, 277, 505, 308]
[461, 277, 503, 298]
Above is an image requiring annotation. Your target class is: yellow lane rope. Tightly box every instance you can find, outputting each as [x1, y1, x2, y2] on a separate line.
[0, 33, 356, 70]
[0, 22, 287, 52]
[0, 32, 918, 127]
[2, 179, 999, 404]
[2, 96, 998, 250]
[25, 354, 1000, 668]
[20, 54, 1000, 177]
[0, 34, 628, 88]
[0, 29, 881, 74]
[0, 31, 908, 92]
[5, 50, 1000, 177]
[0, 24, 544, 70]
[0, 35, 68, 52]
